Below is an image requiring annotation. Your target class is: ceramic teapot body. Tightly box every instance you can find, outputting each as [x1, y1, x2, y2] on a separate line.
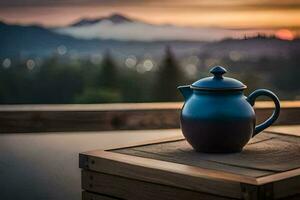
[178, 66, 280, 153]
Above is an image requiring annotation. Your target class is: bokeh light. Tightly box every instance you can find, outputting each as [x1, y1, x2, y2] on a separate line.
[26, 59, 36, 70]
[125, 55, 137, 68]
[57, 45, 67, 55]
[143, 59, 154, 71]
[185, 64, 197, 77]
[2, 58, 11, 69]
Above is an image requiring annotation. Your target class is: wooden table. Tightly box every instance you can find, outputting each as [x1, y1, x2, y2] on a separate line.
[79, 126, 300, 200]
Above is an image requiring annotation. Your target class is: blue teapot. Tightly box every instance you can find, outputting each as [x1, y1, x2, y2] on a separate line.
[178, 66, 280, 153]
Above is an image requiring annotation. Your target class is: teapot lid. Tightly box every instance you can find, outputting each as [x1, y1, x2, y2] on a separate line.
[191, 66, 246, 91]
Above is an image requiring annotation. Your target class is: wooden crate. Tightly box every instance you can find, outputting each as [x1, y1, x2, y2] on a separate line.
[80, 129, 300, 200]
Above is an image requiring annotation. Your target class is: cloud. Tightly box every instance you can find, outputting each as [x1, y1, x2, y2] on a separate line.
[55, 20, 275, 42]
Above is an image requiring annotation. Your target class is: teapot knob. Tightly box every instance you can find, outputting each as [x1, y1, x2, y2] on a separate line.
[210, 66, 227, 79]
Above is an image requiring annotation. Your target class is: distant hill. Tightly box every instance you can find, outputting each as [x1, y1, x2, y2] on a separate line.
[0, 20, 299, 60]
[201, 36, 300, 59]
[0, 21, 143, 58]
[0, 21, 82, 57]
[0, 21, 208, 58]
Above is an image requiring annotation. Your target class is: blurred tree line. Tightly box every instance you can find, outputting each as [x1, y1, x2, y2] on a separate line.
[0, 47, 299, 104]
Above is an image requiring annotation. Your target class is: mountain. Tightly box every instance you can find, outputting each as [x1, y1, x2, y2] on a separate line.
[70, 14, 133, 27]
[0, 22, 74, 57]
[0, 21, 206, 58]
[55, 14, 276, 42]
[1, 20, 299, 60]
[0, 21, 130, 58]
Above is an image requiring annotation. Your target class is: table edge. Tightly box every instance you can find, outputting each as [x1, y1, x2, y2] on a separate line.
[80, 130, 300, 186]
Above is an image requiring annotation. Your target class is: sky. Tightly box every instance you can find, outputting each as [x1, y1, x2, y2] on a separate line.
[0, 0, 300, 31]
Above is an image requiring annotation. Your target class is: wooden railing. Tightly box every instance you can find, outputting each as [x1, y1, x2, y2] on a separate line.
[0, 101, 300, 133]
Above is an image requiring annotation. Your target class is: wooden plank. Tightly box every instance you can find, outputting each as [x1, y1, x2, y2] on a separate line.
[113, 142, 272, 178]
[82, 170, 235, 200]
[1, 101, 298, 111]
[0, 102, 183, 112]
[79, 150, 250, 198]
[255, 106, 300, 126]
[114, 132, 300, 173]
[256, 168, 300, 185]
[80, 149, 259, 185]
[253, 101, 300, 109]
[0, 109, 180, 133]
[82, 191, 119, 200]
[106, 134, 184, 151]
[265, 125, 300, 137]
[1, 101, 300, 133]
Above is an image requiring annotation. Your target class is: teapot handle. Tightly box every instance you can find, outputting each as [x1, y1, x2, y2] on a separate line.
[246, 89, 280, 137]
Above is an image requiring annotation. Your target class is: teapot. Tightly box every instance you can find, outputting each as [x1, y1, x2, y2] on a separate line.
[178, 66, 280, 153]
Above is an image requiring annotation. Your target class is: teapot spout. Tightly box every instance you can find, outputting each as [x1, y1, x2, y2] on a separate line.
[177, 85, 193, 101]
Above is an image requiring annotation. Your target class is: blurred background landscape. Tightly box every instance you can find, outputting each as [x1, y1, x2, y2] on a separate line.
[0, 0, 300, 104]
[1, 2, 300, 200]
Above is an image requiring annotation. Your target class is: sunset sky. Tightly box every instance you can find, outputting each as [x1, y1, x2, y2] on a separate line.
[0, 0, 300, 31]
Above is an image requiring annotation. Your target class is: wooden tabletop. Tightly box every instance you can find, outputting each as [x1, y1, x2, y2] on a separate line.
[266, 125, 300, 137]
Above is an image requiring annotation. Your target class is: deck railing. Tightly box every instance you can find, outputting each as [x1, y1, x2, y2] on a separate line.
[0, 101, 300, 133]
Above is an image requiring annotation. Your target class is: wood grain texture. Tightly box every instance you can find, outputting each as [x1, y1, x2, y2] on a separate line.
[82, 170, 234, 200]
[114, 132, 300, 173]
[80, 150, 244, 198]
[1, 101, 300, 133]
[256, 168, 300, 185]
[265, 125, 300, 137]
[0, 109, 180, 133]
[113, 143, 271, 178]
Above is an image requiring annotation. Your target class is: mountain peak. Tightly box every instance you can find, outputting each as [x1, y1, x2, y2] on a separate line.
[108, 14, 132, 23]
[70, 13, 133, 27]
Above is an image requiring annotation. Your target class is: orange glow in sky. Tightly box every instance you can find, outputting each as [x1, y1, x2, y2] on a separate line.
[275, 29, 295, 40]
[0, 0, 300, 38]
